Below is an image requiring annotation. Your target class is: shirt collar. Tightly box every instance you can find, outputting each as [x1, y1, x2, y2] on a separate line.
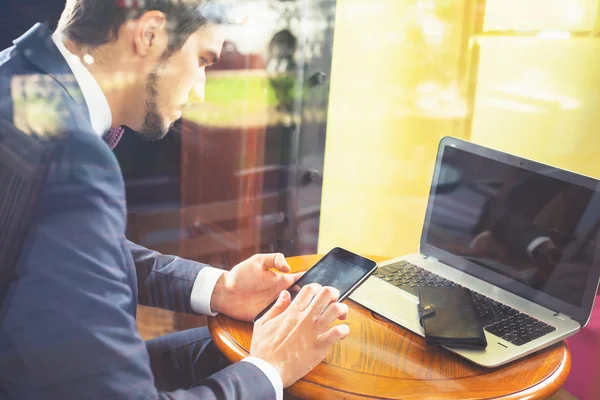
[52, 33, 112, 136]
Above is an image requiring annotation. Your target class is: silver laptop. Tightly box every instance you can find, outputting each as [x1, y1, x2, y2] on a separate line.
[350, 136, 600, 367]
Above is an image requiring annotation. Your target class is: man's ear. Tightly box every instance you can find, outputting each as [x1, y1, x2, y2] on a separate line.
[133, 10, 168, 58]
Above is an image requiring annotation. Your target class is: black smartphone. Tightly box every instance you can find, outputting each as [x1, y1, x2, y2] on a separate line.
[253, 247, 378, 322]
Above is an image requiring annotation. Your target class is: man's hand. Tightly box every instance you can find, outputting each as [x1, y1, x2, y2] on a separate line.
[250, 284, 350, 387]
[210, 253, 302, 322]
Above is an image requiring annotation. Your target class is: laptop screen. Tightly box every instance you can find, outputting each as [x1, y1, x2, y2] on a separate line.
[421, 138, 600, 322]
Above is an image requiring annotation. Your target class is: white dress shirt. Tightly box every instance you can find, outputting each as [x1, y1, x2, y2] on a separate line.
[51, 34, 283, 400]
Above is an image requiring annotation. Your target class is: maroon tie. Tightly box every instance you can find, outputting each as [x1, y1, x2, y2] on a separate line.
[103, 127, 125, 149]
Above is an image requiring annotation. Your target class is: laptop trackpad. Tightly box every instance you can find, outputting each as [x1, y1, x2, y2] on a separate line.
[351, 278, 420, 323]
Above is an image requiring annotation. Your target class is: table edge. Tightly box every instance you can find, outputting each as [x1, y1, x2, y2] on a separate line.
[207, 254, 571, 399]
[208, 314, 570, 399]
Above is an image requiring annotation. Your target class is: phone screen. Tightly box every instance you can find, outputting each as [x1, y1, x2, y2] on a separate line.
[254, 248, 376, 322]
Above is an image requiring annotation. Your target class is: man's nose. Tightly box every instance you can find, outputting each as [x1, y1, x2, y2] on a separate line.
[189, 80, 205, 104]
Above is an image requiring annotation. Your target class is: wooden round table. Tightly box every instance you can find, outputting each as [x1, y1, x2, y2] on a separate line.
[208, 255, 571, 399]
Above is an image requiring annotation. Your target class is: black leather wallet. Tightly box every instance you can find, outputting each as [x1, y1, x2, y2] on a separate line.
[417, 286, 487, 349]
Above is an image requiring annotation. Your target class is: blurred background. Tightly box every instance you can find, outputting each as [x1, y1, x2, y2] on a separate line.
[2, 1, 600, 397]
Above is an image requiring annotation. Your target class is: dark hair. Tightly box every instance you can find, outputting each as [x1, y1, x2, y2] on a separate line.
[58, 0, 227, 57]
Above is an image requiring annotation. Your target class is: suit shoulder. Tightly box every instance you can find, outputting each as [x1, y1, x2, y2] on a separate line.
[0, 45, 19, 69]
[0, 45, 92, 139]
[0, 45, 32, 90]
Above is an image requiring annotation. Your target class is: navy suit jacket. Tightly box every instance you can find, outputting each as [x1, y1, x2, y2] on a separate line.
[0, 24, 274, 399]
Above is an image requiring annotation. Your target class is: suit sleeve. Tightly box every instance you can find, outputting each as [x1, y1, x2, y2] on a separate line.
[128, 240, 214, 314]
[0, 134, 275, 399]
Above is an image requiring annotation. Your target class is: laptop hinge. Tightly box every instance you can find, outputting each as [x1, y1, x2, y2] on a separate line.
[553, 312, 570, 322]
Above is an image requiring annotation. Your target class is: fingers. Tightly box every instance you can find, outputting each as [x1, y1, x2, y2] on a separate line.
[257, 290, 291, 324]
[289, 283, 322, 311]
[306, 286, 340, 320]
[316, 302, 349, 333]
[255, 253, 291, 273]
[317, 324, 350, 348]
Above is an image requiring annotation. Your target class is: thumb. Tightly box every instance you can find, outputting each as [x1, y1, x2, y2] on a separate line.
[257, 253, 291, 273]
[258, 290, 291, 324]
[280, 271, 304, 289]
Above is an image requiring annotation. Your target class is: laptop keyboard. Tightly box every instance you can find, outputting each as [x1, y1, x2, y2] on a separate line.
[372, 261, 557, 346]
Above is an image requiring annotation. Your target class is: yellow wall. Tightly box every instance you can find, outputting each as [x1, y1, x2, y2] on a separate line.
[470, 0, 600, 178]
[318, 0, 467, 257]
[483, 0, 598, 31]
[319, 0, 600, 257]
[470, 38, 600, 179]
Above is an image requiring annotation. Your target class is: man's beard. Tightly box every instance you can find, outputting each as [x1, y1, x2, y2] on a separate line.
[138, 69, 174, 141]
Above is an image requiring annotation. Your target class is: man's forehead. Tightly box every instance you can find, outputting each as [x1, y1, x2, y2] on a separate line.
[194, 24, 226, 53]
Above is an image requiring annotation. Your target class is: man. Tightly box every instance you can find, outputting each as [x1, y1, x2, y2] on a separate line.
[0, 1, 349, 398]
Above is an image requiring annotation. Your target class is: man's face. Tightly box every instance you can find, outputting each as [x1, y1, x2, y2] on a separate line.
[139, 24, 224, 140]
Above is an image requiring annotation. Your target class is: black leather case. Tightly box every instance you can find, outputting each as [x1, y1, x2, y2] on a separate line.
[417, 286, 487, 349]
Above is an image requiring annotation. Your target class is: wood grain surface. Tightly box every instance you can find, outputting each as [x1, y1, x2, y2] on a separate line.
[208, 255, 570, 399]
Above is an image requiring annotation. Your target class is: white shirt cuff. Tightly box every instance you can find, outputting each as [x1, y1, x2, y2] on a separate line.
[190, 267, 226, 315]
[526, 236, 552, 260]
[241, 357, 283, 400]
